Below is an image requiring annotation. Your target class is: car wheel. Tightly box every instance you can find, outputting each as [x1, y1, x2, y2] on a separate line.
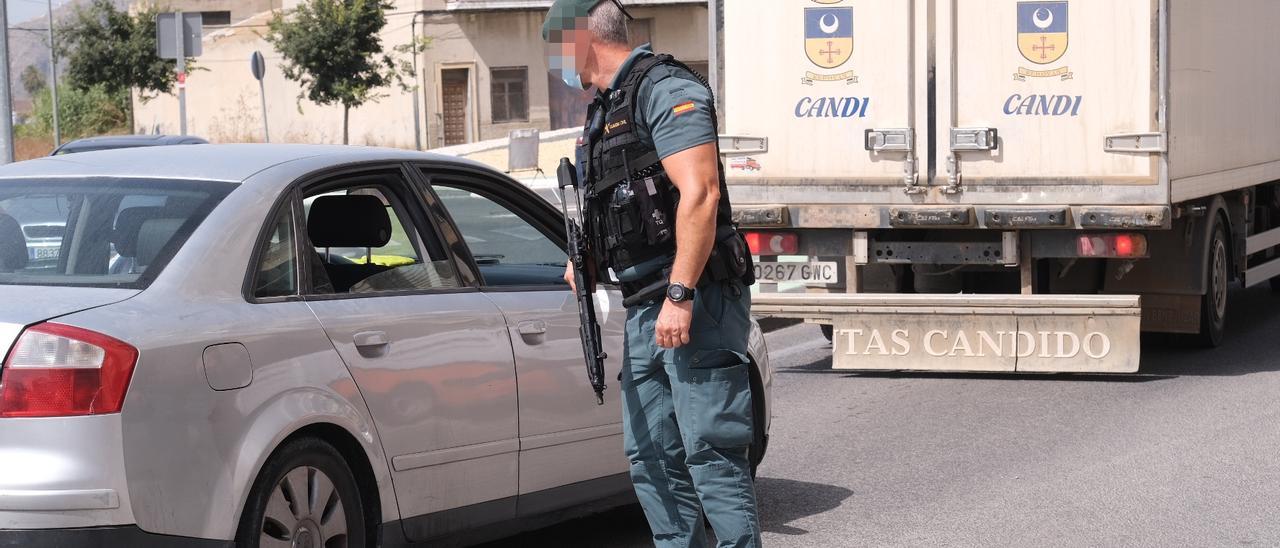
[821, 324, 834, 343]
[1198, 219, 1229, 348]
[748, 366, 768, 480]
[1271, 276, 1280, 293]
[236, 438, 366, 548]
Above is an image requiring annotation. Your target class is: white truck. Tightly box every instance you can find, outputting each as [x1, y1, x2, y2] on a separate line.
[710, 0, 1280, 373]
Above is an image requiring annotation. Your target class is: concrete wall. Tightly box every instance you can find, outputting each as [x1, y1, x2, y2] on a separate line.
[132, 1, 708, 149]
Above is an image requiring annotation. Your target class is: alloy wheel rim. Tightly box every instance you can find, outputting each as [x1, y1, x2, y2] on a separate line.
[259, 466, 349, 548]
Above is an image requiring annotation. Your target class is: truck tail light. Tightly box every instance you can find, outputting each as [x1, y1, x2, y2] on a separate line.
[1077, 233, 1149, 258]
[0, 323, 138, 418]
[744, 231, 799, 256]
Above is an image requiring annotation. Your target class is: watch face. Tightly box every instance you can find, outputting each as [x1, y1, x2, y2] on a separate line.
[667, 284, 686, 302]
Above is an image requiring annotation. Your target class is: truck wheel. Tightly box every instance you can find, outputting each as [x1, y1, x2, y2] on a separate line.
[236, 438, 366, 548]
[1198, 220, 1229, 347]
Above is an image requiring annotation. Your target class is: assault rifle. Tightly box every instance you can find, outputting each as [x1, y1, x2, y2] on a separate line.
[557, 158, 608, 405]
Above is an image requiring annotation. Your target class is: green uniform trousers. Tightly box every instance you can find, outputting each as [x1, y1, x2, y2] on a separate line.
[621, 279, 762, 548]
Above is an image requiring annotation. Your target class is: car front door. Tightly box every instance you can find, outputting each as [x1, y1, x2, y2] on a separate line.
[295, 166, 519, 541]
[419, 167, 630, 508]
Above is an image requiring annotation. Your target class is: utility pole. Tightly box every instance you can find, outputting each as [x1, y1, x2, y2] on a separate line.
[0, 0, 15, 163]
[46, 0, 59, 146]
[410, 11, 424, 151]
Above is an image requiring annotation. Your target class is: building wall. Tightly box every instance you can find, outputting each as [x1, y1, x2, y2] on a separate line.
[132, 1, 708, 149]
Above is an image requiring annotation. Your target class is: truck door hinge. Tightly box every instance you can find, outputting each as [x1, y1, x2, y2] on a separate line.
[1104, 132, 1166, 153]
[718, 135, 769, 157]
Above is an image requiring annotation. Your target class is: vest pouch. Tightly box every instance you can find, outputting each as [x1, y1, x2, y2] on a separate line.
[634, 176, 675, 246]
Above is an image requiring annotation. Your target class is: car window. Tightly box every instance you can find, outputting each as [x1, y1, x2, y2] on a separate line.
[431, 182, 568, 287]
[0, 179, 231, 288]
[302, 175, 459, 295]
[253, 203, 298, 299]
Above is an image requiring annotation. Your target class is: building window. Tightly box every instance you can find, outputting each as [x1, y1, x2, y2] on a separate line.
[491, 67, 529, 123]
[201, 11, 232, 26]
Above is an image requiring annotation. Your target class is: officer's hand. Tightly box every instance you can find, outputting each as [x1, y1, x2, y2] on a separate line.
[656, 299, 694, 349]
[564, 263, 577, 292]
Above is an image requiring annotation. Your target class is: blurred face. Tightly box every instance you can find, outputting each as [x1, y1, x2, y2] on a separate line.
[546, 22, 592, 90]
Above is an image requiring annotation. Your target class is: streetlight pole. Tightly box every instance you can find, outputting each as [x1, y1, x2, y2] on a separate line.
[46, 0, 59, 147]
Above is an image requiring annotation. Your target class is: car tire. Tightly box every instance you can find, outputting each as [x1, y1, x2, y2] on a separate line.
[235, 438, 366, 548]
[748, 365, 769, 480]
[1197, 219, 1229, 348]
[821, 324, 834, 343]
[1271, 276, 1280, 293]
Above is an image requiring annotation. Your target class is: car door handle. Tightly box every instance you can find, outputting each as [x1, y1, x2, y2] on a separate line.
[353, 331, 390, 349]
[518, 321, 548, 336]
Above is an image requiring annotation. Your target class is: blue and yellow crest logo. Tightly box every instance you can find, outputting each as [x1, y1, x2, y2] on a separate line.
[805, 7, 853, 69]
[1017, 1, 1068, 65]
[802, 6, 857, 85]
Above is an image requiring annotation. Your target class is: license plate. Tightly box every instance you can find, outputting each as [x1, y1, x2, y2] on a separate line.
[753, 261, 838, 284]
[31, 247, 59, 260]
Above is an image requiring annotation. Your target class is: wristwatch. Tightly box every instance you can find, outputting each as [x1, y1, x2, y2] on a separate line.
[666, 282, 695, 303]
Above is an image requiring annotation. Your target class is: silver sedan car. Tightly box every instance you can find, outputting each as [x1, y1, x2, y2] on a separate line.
[0, 145, 772, 547]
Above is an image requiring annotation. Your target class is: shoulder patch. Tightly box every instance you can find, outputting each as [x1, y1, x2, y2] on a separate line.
[672, 101, 697, 117]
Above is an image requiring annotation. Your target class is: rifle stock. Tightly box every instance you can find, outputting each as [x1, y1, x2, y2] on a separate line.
[558, 158, 609, 405]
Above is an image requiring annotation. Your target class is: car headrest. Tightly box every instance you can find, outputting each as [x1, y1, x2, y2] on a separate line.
[114, 207, 166, 258]
[0, 213, 28, 272]
[308, 195, 392, 248]
[135, 218, 184, 269]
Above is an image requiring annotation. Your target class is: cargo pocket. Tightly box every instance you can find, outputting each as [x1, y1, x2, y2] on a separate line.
[686, 348, 755, 450]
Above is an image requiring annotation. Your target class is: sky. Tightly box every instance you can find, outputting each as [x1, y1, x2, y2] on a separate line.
[5, 0, 72, 28]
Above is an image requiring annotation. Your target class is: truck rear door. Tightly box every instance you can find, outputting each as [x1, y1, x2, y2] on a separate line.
[723, 0, 920, 188]
[934, 0, 1162, 198]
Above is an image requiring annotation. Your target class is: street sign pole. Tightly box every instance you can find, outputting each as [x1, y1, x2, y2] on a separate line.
[46, 0, 59, 146]
[250, 51, 268, 142]
[176, 11, 187, 136]
[0, 0, 15, 163]
[410, 12, 423, 151]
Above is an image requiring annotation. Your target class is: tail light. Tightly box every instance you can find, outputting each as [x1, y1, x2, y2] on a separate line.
[0, 323, 138, 418]
[1077, 233, 1149, 258]
[743, 231, 799, 256]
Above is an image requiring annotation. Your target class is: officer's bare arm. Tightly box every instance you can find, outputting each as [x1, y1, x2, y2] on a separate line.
[663, 142, 721, 288]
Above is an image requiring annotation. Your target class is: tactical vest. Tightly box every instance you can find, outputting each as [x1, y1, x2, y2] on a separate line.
[577, 53, 740, 279]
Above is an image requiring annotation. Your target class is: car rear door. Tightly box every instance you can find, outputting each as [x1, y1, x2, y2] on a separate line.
[295, 166, 519, 541]
[415, 166, 629, 509]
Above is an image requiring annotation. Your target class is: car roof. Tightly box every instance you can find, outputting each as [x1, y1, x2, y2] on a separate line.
[0, 143, 491, 184]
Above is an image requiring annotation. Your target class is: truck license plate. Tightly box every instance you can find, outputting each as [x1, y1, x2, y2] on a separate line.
[754, 261, 838, 284]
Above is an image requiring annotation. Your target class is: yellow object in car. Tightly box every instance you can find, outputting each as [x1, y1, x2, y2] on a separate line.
[351, 255, 416, 267]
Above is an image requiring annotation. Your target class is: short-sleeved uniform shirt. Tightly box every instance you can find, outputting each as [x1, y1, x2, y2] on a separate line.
[603, 44, 718, 282]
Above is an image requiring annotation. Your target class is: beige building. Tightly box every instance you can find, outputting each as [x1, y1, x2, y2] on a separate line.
[133, 0, 710, 149]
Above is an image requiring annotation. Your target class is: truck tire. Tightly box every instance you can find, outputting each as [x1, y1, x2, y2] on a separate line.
[1197, 219, 1229, 347]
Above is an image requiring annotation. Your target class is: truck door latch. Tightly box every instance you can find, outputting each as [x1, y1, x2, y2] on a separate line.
[865, 129, 922, 194]
[948, 127, 1000, 194]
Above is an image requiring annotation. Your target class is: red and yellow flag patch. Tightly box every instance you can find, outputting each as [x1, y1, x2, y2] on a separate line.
[672, 101, 697, 116]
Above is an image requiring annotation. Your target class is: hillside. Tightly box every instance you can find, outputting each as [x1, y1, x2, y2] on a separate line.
[6, 0, 131, 111]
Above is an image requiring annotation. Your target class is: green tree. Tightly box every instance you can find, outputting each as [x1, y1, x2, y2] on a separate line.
[58, 0, 187, 101]
[266, 0, 412, 144]
[22, 84, 129, 140]
[20, 65, 46, 96]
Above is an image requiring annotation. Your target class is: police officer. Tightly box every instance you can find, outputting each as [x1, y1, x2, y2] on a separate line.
[543, 1, 761, 547]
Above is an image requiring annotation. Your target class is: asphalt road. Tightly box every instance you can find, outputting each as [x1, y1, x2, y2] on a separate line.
[482, 284, 1280, 547]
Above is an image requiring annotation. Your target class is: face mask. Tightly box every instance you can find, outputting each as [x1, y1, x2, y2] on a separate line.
[550, 55, 585, 90]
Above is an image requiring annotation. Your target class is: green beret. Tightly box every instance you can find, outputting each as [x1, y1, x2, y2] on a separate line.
[542, 0, 608, 41]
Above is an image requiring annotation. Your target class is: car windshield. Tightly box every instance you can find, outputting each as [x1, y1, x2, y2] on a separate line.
[0, 179, 233, 288]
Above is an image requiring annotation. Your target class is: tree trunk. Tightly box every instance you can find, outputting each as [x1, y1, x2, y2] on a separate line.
[342, 105, 349, 145]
